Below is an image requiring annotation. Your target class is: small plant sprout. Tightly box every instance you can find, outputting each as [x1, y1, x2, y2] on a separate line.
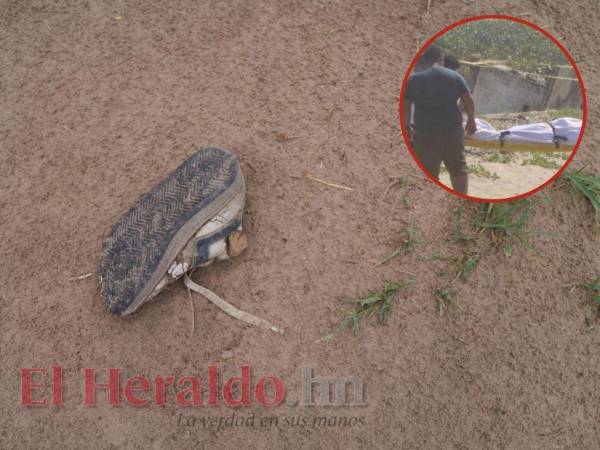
[320, 279, 414, 342]
[456, 254, 480, 282]
[451, 202, 477, 243]
[377, 221, 425, 265]
[435, 287, 453, 316]
[324, 29, 340, 39]
[380, 174, 421, 206]
[583, 276, 600, 318]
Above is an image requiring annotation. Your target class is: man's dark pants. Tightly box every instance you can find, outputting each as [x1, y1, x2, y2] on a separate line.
[412, 132, 468, 180]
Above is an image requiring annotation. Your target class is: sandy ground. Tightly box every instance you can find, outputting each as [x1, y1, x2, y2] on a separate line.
[439, 154, 559, 198]
[2, 1, 600, 449]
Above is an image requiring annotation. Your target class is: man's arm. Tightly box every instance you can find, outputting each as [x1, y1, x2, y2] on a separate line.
[460, 92, 476, 135]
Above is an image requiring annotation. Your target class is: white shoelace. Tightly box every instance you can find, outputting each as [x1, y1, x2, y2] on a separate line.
[183, 273, 284, 335]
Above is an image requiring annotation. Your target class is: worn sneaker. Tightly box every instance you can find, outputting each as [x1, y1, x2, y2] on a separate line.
[99, 147, 246, 317]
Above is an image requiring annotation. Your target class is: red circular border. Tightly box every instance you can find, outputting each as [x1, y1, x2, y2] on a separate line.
[398, 15, 588, 203]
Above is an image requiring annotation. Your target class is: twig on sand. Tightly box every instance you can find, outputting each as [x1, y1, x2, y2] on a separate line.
[184, 274, 284, 334]
[69, 272, 93, 281]
[425, 0, 432, 16]
[537, 427, 565, 437]
[303, 170, 353, 191]
[274, 132, 301, 142]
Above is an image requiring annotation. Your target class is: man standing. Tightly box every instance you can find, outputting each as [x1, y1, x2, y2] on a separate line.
[403, 45, 476, 194]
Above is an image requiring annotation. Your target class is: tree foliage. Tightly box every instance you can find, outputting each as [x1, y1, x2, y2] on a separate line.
[435, 20, 567, 74]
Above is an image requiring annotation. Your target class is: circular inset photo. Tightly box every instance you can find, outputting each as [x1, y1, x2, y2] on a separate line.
[399, 16, 586, 201]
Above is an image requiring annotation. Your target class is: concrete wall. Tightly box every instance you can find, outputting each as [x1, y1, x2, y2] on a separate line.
[464, 63, 582, 114]
[545, 65, 582, 110]
[467, 65, 547, 114]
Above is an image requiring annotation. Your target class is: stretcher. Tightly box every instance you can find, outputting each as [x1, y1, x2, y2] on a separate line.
[464, 117, 581, 153]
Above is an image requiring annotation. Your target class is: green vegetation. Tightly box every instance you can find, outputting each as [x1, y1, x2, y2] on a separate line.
[561, 169, 600, 225]
[457, 254, 480, 281]
[324, 168, 600, 335]
[523, 108, 583, 121]
[381, 173, 421, 210]
[521, 153, 561, 170]
[445, 162, 500, 179]
[549, 108, 583, 120]
[468, 163, 500, 180]
[435, 287, 454, 316]
[479, 152, 514, 164]
[418, 252, 451, 262]
[391, 173, 421, 188]
[435, 19, 567, 74]
[583, 277, 600, 317]
[451, 202, 476, 243]
[473, 200, 532, 256]
[321, 280, 414, 341]
[376, 221, 424, 265]
[324, 29, 337, 39]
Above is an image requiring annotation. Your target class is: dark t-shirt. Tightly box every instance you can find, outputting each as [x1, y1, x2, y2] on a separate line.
[405, 65, 470, 137]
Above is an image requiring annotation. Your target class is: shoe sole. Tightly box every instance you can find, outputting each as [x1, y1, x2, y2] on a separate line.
[99, 147, 244, 316]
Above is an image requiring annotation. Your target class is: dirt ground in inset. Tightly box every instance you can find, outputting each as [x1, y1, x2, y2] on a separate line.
[2, 1, 600, 449]
[439, 153, 560, 198]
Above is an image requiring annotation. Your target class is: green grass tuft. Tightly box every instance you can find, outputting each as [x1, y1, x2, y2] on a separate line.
[562, 169, 600, 225]
[451, 203, 477, 243]
[435, 287, 453, 316]
[458, 254, 480, 281]
[321, 280, 414, 342]
[583, 277, 600, 316]
[377, 221, 425, 265]
[480, 152, 514, 164]
[468, 163, 500, 180]
[473, 200, 532, 256]
[521, 153, 561, 170]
